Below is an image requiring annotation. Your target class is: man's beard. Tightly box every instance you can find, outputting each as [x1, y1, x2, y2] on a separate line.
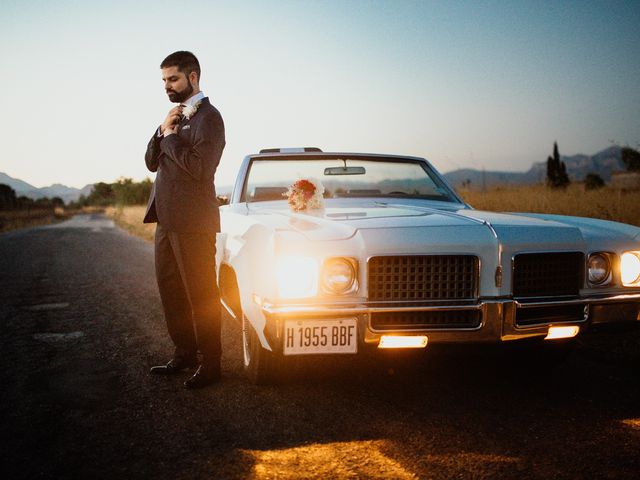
[166, 81, 194, 103]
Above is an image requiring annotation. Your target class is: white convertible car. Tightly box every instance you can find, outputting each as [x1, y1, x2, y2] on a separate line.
[217, 148, 640, 383]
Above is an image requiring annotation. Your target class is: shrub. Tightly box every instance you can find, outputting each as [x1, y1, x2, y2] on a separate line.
[584, 173, 605, 190]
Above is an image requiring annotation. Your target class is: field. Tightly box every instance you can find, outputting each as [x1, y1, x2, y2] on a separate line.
[104, 184, 640, 242]
[460, 184, 640, 226]
[0, 208, 69, 233]
[105, 205, 156, 241]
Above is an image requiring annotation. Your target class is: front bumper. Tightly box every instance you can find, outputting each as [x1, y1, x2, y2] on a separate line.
[257, 293, 640, 349]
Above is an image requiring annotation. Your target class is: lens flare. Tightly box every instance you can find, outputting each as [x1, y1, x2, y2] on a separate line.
[621, 252, 640, 286]
[276, 255, 319, 298]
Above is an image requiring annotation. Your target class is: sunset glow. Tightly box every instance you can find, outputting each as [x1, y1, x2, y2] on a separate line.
[1, 1, 638, 189]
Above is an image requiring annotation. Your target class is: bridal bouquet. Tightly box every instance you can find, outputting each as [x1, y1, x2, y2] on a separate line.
[284, 178, 325, 212]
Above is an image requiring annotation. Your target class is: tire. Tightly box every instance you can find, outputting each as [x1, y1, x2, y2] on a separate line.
[242, 315, 285, 385]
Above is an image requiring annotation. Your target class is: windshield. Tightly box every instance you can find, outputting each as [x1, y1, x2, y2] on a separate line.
[242, 158, 458, 203]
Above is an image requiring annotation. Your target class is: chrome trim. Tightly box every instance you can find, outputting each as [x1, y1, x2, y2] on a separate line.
[514, 294, 578, 301]
[360, 302, 506, 344]
[501, 302, 578, 341]
[220, 298, 238, 321]
[514, 298, 586, 308]
[261, 301, 483, 317]
[367, 310, 484, 333]
[495, 265, 503, 288]
[258, 292, 640, 345]
[231, 155, 252, 204]
[513, 305, 589, 329]
[482, 220, 499, 239]
[260, 292, 640, 317]
[510, 248, 585, 258]
[366, 252, 481, 263]
[234, 153, 468, 206]
[586, 292, 640, 303]
[362, 297, 478, 307]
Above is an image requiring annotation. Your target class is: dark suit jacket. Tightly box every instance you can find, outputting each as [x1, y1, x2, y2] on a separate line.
[143, 97, 225, 233]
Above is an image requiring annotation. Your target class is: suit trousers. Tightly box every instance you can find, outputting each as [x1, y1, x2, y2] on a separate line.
[154, 223, 221, 364]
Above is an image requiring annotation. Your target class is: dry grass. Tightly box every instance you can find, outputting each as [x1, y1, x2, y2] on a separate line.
[0, 208, 72, 233]
[458, 184, 640, 227]
[104, 185, 640, 243]
[105, 205, 156, 241]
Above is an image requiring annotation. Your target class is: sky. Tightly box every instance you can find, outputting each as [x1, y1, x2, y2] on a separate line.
[0, 0, 638, 189]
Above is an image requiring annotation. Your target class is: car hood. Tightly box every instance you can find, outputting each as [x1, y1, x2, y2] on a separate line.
[250, 203, 471, 241]
[252, 202, 591, 245]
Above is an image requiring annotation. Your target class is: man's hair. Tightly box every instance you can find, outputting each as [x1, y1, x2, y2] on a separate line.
[160, 51, 201, 80]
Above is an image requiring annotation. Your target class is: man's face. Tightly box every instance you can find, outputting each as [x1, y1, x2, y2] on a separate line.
[161, 66, 194, 103]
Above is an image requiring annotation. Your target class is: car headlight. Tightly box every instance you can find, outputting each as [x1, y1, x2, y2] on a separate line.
[621, 251, 640, 286]
[321, 258, 358, 295]
[587, 253, 611, 286]
[275, 255, 319, 298]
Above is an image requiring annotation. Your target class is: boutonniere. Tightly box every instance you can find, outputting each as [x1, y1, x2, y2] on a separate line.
[182, 101, 201, 120]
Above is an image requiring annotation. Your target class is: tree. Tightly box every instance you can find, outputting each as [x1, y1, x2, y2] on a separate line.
[35, 197, 53, 207]
[621, 146, 640, 172]
[17, 196, 35, 210]
[584, 173, 605, 190]
[0, 183, 17, 210]
[546, 142, 570, 188]
[85, 182, 115, 206]
[112, 177, 153, 205]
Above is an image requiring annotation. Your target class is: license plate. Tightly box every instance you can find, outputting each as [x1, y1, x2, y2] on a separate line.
[283, 318, 358, 355]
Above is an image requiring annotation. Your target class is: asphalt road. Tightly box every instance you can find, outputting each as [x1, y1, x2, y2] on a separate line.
[1, 214, 639, 479]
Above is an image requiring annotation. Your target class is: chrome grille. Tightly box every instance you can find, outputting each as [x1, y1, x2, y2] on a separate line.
[371, 310, 481, 330]
[368, 255, 479, 301]
[513, 252, 584, 298]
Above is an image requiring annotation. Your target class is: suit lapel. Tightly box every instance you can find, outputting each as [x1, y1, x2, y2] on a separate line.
[177, 97, 209, 135]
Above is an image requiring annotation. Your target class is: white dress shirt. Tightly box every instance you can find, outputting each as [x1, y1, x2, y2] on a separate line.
[181, 90, 205, 107]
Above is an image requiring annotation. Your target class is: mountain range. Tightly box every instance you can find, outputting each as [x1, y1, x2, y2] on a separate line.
[0, 172, 94, 204]
[443, 145, 624, 188]
[0, 146, 627, 203]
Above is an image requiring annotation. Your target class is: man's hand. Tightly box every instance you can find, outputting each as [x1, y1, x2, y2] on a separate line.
[160, 106, 183, 136]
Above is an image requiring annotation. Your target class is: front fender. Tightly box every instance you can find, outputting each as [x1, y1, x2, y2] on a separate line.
[219, 217, 278, 350]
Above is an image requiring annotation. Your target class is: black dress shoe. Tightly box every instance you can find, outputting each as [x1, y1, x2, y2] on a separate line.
[150, 357, 198, 375]
[184, 364, 221, 389]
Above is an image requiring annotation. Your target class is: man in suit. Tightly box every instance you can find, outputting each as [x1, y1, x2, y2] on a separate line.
[144, 51, 225, 389]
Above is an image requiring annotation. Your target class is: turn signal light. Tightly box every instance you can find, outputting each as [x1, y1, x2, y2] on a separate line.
[545, 326, 579, 340]
[378, 335, 428, 349]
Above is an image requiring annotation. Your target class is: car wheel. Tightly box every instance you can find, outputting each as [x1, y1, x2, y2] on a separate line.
[242, 315, 285, 385]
